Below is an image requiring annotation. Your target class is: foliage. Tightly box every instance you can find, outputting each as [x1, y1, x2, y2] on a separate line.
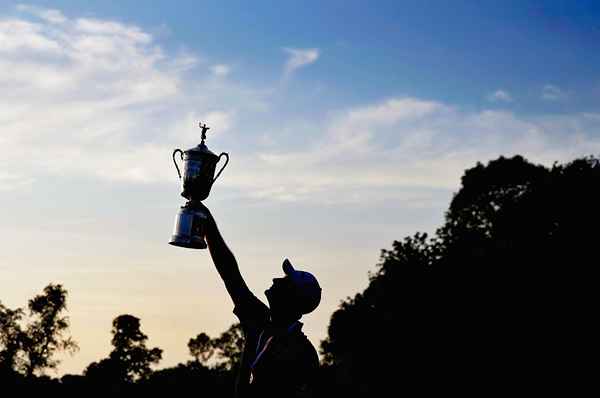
[85, 314, 162, 383]
[0, 284, 77, 377]
[212, 323, 244, 370]
[0, 302, 24, 372]
[138, 362, 234, 397]
[188, 332, 214, 364]
[187, 323, 244, 370]
[320, 155, 599, 394]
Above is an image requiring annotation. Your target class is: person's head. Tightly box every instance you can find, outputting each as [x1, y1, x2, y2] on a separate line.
[265, 259, 321, 321]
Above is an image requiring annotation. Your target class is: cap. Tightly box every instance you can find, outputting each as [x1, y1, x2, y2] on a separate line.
[282, 258, 321, 314]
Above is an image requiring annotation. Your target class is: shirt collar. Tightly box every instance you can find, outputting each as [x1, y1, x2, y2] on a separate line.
[268, 320, 303, 335]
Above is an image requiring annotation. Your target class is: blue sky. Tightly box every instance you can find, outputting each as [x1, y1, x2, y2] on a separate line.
[1, 1, 599, 375]
[3, 0, 599, 113]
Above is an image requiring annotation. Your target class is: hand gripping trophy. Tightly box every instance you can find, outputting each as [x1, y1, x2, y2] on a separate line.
[169, 122, 229, 249]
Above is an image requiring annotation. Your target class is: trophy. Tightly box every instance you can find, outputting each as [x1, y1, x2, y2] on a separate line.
[169, 122, 229, 249]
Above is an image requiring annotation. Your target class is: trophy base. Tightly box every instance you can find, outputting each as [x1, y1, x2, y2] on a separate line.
[169, 201, 209, 250]
[169, 235, 208, 249]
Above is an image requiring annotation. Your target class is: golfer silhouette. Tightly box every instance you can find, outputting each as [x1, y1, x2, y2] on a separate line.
[197, 203, 322, 398]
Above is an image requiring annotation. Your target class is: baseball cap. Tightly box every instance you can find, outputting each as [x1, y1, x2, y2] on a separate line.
[282, 258, 322, 314]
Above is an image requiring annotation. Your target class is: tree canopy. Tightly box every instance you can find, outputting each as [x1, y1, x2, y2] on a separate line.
[85, 314, 162, 384]
[320, 155, 599, 395]
[0, 284, 77, 378]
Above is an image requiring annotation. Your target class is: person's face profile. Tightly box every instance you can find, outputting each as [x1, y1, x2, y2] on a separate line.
[265, 276, 295, 308]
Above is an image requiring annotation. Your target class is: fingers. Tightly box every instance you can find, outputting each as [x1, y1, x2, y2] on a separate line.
[190, 200, 210, 213]
[195, 202, 215, 226]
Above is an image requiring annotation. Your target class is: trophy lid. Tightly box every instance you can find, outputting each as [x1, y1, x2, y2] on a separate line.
[185, 123, 217, 158]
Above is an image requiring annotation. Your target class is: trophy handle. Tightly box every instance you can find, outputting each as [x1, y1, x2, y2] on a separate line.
[213, 152, 229, 183]
[173, 149, 184, 179]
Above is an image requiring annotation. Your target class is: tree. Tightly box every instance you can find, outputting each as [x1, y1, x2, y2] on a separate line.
[188, 332, 214, 365]
[320, 155, 599, 395]
[0, 303, 24, 372]
[1, 284, 79, 377]
[212, 323, 244, 370]
[321, 232, 443, 396]
[186, 323, 244, 370]
[85, 314, 162, 383]
[20, 284, 78, 377]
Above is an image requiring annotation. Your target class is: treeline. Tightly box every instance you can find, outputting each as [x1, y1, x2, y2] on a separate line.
[2, 155, 598, 395]
[318, 155, 597, 396]
[0, 286, 245, 395]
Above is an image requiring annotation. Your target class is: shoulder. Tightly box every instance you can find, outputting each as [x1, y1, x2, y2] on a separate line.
[304, 336, 320, 368]
[288, 332, 320, 396]
[232, 290, 270, 331]
[288, 331, 320, 369]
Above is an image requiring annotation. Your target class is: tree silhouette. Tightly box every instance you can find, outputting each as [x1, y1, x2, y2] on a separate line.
[20, 284, 79, 377]
[0, 302, 24, 373]
[85, 314, 162, 383]
[188, 332, 215, 365]
[320, 155, 599, 395]
[0, 284, 78, 377]
[212, 323, 244, 371]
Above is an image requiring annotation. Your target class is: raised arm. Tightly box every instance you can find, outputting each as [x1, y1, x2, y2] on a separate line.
[199, 204, 250, 307]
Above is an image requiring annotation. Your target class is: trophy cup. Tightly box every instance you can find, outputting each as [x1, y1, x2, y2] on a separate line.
[169, 122, 229, 249]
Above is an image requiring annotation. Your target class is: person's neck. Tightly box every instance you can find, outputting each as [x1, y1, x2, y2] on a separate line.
[270, 314, 300, 330]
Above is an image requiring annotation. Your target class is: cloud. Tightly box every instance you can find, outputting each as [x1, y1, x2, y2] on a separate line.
[541, 84, 566, 101]
[487, 89, 512, 102]
[0, 172, 34, 192]
[74, 17, 151, 43]
[239, 99, 600, 204]
[282, 47, 319, 79]
[1, 6, 598, 205]
[0, 18, 62, 52]
[211, 64, 230, 77]
[16, 3, 66, 24]
[0, 6, 266, 190]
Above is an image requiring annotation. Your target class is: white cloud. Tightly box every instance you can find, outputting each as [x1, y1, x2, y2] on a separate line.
[16, 4, 66, 24]
[0, 7, 265, 190]
[282, 47, 319, 79]
[211, 64, 230, 77]
[1, 7, 597, 205]
[0, 172, 34, 192]
[237, 98, 600, 204]
[487, 89, 512, 102]
[74, 18, 151, 43]
[0, 19, 62, 52]
[541, 84, 566, 101]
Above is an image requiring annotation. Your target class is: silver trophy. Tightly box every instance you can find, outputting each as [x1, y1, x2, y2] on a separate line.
[169, 123, 229, 249]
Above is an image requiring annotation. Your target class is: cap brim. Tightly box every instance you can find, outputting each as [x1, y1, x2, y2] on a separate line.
[282, 258, 295, 275]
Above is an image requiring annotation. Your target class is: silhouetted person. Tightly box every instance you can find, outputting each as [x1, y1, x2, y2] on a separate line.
[198, 203, 322, 398]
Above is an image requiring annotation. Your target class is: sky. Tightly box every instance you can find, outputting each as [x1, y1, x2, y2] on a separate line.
[1, 1, 599, 375]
